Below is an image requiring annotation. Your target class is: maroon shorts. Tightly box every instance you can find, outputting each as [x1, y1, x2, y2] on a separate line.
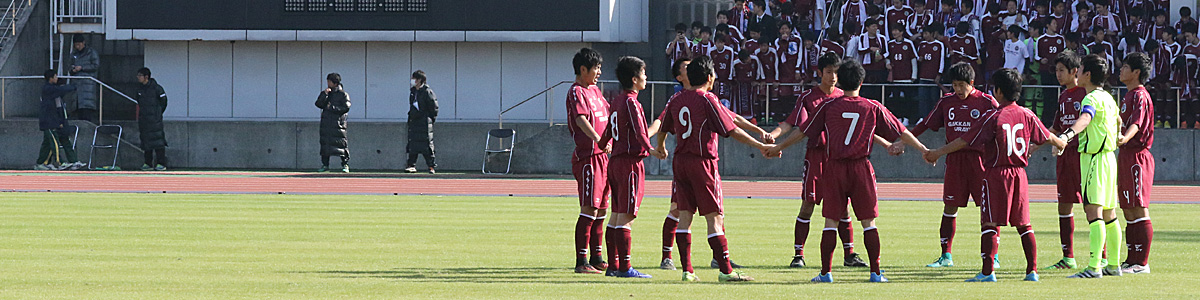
[801, 148, 826, 204]
[609, 156, 646, 216]
[981, 166, 1030, 227]
[671, 155, 724, 216]
[943, 151, 986, 207]
[820, 159, 879, 221]
[573, 154, 609, 209]
[1118, 148, 1154, 209]
[1056, 149, 1083, 204]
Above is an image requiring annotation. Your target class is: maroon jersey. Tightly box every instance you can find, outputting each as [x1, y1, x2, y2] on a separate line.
[691, 40, 715, 59]
[1052, 86, 1086, 150]
[841, 0, 869, 36]
[984, 27, 1007, 74]
[732, 56, 763, 82]
[1127, 21, 1149, 40]
[785, 86, 845, 149]
[912, 89, 1000, 153]
[888, 39, 919, 81]
[776, 37, 803, 82]
[1120, 87, 1155, 150]
[599, 90, 652, 159]
[1048, 14, 1069, 35]
[946, 34, 981, 67]
[965, 102, 1051, 168]
[743, 39, 761, 54]
[1091, 13, 1121, 35]
[709, 46, 737, 81]
[917, 39, 946, 80]
[566, 84, 610, 162]
[857, 33, 889, 70]
[800, 96, 906, 161]
[1035, 34, 1066, 72]
[819, 39, 846, 58]
[907, 12, 934, 37]
[660, 90, 737, 159]
[757, 47, 781, 82]
[885, 5, 914, 37]
[1146, 23, 1169, 44]
[1177, 43, 1200, 95]
[720, 30, 743, 53]
[1176, 19, 1198, 39]
[1149, 45, 1172, 81]
[981, 13, 1002, 36]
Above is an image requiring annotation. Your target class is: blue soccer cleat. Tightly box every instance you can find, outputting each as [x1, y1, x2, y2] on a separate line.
[993, 255, 1001, 269]
[811, 273, 833, 283]
[869, 272, 889, 283]
[616, 268, 653, 278]
[966, 273, 997, 282]
[1024, 272, 1039, 282]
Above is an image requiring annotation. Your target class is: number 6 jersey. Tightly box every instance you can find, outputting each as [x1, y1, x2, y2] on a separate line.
[965, 102, 1051, 168]
[659, 89, 737, 159]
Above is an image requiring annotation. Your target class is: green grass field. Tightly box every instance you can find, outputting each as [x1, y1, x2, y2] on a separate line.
[1, 192, 1198, 299]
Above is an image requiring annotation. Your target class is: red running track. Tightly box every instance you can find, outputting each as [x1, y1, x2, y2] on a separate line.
[1, 171, 1198, 203]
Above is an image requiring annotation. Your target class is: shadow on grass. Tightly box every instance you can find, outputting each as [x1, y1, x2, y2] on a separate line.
[1149, 231, 1200, 243]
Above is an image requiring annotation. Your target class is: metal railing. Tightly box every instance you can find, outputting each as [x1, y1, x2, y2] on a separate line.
[0, 75, 138, 125]
[55, 0, 102, 18]
[0, 0, 34, 47]
[497, 80, 683, 129]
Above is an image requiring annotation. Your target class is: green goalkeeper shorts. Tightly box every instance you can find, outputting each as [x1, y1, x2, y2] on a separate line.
[1080, 151, 1118, 209]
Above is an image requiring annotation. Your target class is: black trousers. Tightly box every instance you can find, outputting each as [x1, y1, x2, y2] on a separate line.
[321, 154, 349, 167]
[144, 147, 166, 166]
[407, 151, 436, 169]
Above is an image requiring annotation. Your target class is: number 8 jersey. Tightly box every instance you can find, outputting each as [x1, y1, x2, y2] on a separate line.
[659, 89, 738, 159]
[965, 102, 1051, 168]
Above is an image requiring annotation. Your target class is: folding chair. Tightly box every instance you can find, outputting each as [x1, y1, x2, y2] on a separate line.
[482, 129, 516, 174]
[88, 125, 123, 170]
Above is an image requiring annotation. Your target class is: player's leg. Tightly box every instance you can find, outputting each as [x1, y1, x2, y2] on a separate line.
[849, 160, 884, 282]
[1119, 152, 1153, 273]
[1047, 151, 1081, 269]
[604, 216, 621, 275]
[927, 205, 960, 268]
[839, 211, 864, 267]
[661, 202, 680, 270]
[813, 217, 840, 282]
[791, 201, 815, 267]
[1121, 207, 1152, 274]
[675, 209, 698, 281]
[930, 155, 969, 267]
[968, 175, 1000, 282]
[1102, 208, 1123, 276]
[588, 156, 611, 270]
[1069, 202, 1107, 278]
[1011, 170, 1038, 280]
[572, 160, 604, 274]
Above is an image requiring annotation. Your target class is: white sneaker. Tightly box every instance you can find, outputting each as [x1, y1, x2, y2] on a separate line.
[33, 164, 52, 171]
[1120, 264, 1150, 274]
[68, 162, 86, 170]
[404, 167, 417, 173]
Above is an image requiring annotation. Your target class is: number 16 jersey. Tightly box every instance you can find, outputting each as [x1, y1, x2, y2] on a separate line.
[660, 89, 738, 159]
[965, 102, 1051, 168]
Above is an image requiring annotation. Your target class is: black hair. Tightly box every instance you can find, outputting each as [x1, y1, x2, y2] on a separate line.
[1008, 24, 1025, 35]
[1145, 39, 1160, 52]
[865, 17, 879, 29]
[686, 55, 716, 87]
[956, 21, 971, 34]
[940, 0, 954, 7]
[779, 21, 792, 31]
[1091, 0, 1108, 7]
[946, 62, 975, 83]
[747, 23, 761, 33]
[1153, 9, 1166, 18]
[717, 23, 730, 33]
[914, 0, 926, 6]
[1185, 23, 1199, 35]
[1075, 2, 1089, 12]
[1080, 54, 1109, 86]
[802, 30, 817, 41]
[1064, 32, 1082, 44]
[1029, 20, 1044, 31]
[701, 26, 713, 36]
[616, 56, 646, 90]
[986, 2, 1000, 14]
[737, 48, 751, 60]
[692, 21, 705, 30]
[1055, 50, 1081, 70]
[138, 67, 152, 78]
[675, 23, 688, 33]
[1033, 0, 1047, 8]
[990, 68, 1023, 103]
[717, 10, 732, 19]
[1181, 6, 1191, 16]
[817, 51, 842, 70]
[572, 47, 603, 75]
[836, 59, 866, 91]
[1165, 27, 1178, 38]
[715, 33, 728, 42]
[1129, 8, 1144, 18]
[326, 72, 341, 85]
[72, 34, 86, 43]
[924, 23, 941, 34]
[411, 70, 426, 84]
[44, 69, 56, 80]
[1091, 25, 1108, 34]
[751, 0, 766, 10]
[671, 57, 692, 79]
[962, 0, 974, 10]
[1123, 52, 1152, 85]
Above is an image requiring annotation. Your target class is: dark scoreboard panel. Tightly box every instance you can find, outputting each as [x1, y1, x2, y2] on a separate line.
[116, 0, 599, 31]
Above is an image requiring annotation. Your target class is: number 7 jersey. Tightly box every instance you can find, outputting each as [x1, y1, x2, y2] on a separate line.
[659, 89, 738, 159]
[965, 102, 1051, 168]
[800, 96, 907, 161]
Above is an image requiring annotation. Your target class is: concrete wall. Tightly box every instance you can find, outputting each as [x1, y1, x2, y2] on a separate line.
[0, 0, 50, 119]
[2, 119, 1196, 182]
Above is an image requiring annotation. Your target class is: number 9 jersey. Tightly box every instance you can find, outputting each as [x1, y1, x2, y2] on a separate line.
[659, 89, 738, 159]
[965, 102, 1051, 168]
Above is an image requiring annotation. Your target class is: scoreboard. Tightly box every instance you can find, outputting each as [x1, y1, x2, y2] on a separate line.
[282, 0, 429, 13]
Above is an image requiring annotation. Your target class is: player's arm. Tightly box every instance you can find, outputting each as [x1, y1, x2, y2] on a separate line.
[574, 115, 609, 153]
[728, 127, 773, 154]
[647, 119, 662, 138]
[924, 137, 967, 165]
[1060, 106, 1093, 142]
[768, 126, 807, 157]
[1118, 123, 1138, 146]
[732, 113, 772, 143]
[770, 121, 794, 140]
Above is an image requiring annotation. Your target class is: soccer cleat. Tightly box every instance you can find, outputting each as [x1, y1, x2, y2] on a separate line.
[1121, 264, 1150, 274]
[33, 164, 52, 171]
[1043, 257, 1077, 269]
[993, 255, 1001, 269]
[811, 273, 833, 283]
[869, 272, 889, 283]
[574, 265, 602, 274]
[589, 256, 608, 271]
[844, 253, 868, 267]
[681, 271, 699, 281]
[1102, 266, 1123, 276]
[711, 259, 745, 268]
[965, 273, 997, 282]
[141, 164, 154, 171]
[1067, 268, 1103, 279]
[317, 166, 329, 172]
[718, 271, 754, 282]
[341, 165, 350, 173]
[789, 255, 806, 268]
[1024, 272, 1040, 282]
[616, 268, 653, 278]
[404, 167, 417, 173]
[660, 258, 676, 270]
[1155, 120, 1163, 128]
[154, 164, 167, 171]
[926, 253, 954, 268]
[605, 269, 618, 277]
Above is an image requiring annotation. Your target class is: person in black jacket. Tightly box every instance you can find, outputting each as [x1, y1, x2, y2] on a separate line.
[316, 73, 351, 173]
[405, 70, 438, 173]
[135, 67, 169, 171]
[37, 69, 83, 170]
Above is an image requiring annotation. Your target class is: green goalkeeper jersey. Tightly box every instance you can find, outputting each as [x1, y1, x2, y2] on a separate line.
[1077, 89, 1120, 154]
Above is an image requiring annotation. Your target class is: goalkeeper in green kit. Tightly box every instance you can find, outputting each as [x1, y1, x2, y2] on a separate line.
[1053, 54, 1123, 279]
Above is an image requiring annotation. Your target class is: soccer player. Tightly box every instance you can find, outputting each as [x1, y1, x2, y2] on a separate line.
[710, 35, 737, 104]
[906, 0, 934, 38]
[597, 56, 656, 279]
[1060, 54, 1124, 279]
[1116, 53, 1155, 274]
[655, 58, 692, 271]
[923, 68, 1068, 282]
[654, 56, 772, 282]
[911, 62, 999, 268]
[567, 48, 611, 274]
[885, 0, 913, 40]
[769, 52, 869, 269]
[1044, 50, 1086, 270]
[767, 60, 930, 283]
